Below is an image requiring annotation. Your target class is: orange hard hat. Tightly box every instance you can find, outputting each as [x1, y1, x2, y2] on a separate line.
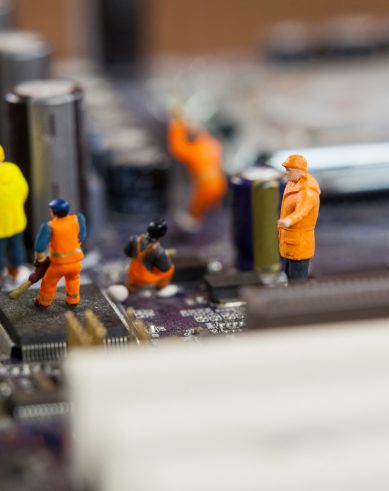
[282, 154, 307, 172]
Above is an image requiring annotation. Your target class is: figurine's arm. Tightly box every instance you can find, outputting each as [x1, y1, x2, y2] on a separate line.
[77, 213, 87, 243]
[34, 223, 51, 262]
[168, 118, 192, 161]
[124, 236, 138, 258]
[283, 189, 318, 227]
[152, 246, 172, 272]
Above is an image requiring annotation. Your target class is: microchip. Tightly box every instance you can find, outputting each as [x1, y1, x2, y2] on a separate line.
[204, 271, 263, 304]
[0, 284, 128, 362]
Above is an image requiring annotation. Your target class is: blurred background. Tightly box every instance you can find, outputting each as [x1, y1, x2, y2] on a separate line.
[12, 0, 389, 57]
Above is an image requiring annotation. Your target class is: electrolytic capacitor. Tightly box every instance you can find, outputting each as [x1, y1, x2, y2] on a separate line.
[106, 130, 170, 216]
[6, 79, 87, 251]
[0, 30, 51, 150]
[0, 0, 13, 30]
[230, 167, 284, 273]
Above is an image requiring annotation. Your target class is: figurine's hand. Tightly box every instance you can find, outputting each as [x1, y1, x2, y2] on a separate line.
[34, 252, 47, 266]
[169, 96, 184, 120]
[277, 218, 292, 229]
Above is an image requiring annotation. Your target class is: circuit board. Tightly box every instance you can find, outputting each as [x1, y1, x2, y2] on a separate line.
[2, 52, 389, 491]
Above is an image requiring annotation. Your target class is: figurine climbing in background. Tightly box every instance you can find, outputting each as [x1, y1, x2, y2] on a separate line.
[168, 107, 227, 233]
[277, 155, 320, 281]
[124, 218, 178, 297]
[0, 145, 29, 290]
[34, 199, 87, 308]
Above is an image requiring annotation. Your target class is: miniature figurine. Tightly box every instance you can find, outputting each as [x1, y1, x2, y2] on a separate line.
[124, 217, 177, 296]
[168, 110, 227, 232]
[9, 257, 50, 299]
[34, 199, 87, 308]
[277, 154, 320, 281]
[0, 145, 29, 289]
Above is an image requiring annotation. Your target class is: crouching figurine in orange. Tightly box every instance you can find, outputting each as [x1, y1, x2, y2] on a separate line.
[124, 218, 176, 295]
[168, 111, 227, 233]
[277, 155, 320, 281]
[34, 199, 87, 308]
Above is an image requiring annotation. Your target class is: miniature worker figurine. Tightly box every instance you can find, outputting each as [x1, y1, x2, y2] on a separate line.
[277, 155, 320, 281]
[168, 110, 227, 233]
[124, 218, 177, 296]
[34, 199, 87, 308]
[0, 145, 29, 289]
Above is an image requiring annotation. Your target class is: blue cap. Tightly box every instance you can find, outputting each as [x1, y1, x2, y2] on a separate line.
[49, 198, 70, 213]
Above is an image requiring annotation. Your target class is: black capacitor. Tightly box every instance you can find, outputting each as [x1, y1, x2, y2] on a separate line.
[0, 0, 12, 30]
[96, 0, 144, 71]
[6, 79, 87, 252]
[106, 131, 170, 215]
[0, 30, 51, 151]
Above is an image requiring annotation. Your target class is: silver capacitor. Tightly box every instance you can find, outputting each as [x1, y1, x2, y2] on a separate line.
[0, 30, 51, 150]
[5, 79, 87, 250]
[0, 0, 13, 30]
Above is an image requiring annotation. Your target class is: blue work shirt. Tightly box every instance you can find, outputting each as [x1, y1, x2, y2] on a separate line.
[35, 213, 87, 253]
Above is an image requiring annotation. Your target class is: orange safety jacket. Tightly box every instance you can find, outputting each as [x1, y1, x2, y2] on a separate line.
[168, 118, 227, 220]
[49, 215, 84, 265]
[128, 235, 174, 286]
[168, 118, 225, 183]
[278, 173, 321, 260]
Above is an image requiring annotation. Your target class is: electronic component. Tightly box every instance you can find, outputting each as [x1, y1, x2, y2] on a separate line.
[265, 15, 389, 62]
[66, 324, 389, 491]
[243, 270, 389, 329]
[265, 20, 314, 62]
[230, 167, 283, 272]
[0, 284, 128, 362]
[204, 271, 267, 304]
[96, 0, 144, 71]
[106, 131, 170, 215]
[0, 0, 12, 30]
[0, 423, 70, 490]
[125, 292, 245, 337]
[0, 30, 51, 151]
[1, 362, 67, 420]
[172, 254, 208, 282]
[6, 79, 87, 251]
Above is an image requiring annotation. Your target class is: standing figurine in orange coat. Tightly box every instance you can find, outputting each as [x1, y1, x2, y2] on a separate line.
[168, 111, 227, 232]
[34, 199, 87, 308]
[277, 155, 320, 281]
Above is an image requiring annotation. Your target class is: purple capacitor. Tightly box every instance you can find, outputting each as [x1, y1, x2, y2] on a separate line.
[230, 166, 284, 272]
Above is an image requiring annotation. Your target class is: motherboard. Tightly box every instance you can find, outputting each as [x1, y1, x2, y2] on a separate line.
[2, 48, 389, 490]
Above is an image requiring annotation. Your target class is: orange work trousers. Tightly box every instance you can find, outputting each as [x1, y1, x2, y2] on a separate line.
[128, 259, 175, 289]
[36, 261, 82, 307]
[189, 176, 227, 220]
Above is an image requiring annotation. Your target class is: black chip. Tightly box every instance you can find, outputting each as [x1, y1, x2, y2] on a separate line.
[0, 284, 128, 362]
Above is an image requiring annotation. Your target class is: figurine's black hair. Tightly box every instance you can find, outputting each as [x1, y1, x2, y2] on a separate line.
[147, 217, 167, 240]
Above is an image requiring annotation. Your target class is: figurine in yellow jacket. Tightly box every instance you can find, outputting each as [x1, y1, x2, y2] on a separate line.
[278, 154, 320, 281]
[0, 145, 29, 287]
